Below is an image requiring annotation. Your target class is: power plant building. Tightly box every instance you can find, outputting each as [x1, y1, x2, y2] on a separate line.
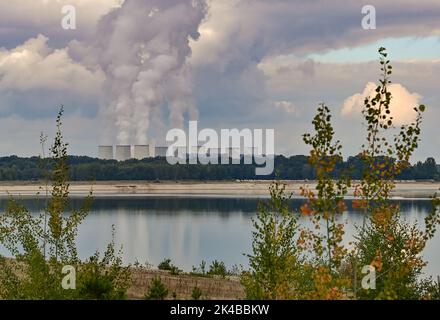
[188, 145, 202, 161]
[221, 147, 240, 159]
[173, 146, 187, 160]
[133, 145, 150, 160]
[115, 145, 131, 161]
[98, 145, 113, 160]
[243, 146, 258, 155]
[155, 146, 168, 157]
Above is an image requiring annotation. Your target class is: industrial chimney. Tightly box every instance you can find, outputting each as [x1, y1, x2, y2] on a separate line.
[98, 145, 113, 160]
[134, 145, 150, 160]
[154, 146, 168, 157]
[115, 145, 131, 161]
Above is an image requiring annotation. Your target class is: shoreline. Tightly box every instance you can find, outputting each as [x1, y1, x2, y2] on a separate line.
[0, 180, 439, 199]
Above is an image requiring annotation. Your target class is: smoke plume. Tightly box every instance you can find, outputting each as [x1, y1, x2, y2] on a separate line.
[94, 0, 206, 145]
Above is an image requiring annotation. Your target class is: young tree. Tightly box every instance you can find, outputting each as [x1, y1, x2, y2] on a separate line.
[244, 47, 440, 301]
[0, 106, 131, 299]
[351, 48, 440, 299]
[145, 277, 169, 300]
[241, 181, 302, 299]
[299, 104, 351, 299]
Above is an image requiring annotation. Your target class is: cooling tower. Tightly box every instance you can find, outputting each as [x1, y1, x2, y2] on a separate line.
[115, 145, 131, 161]
[188, 145, 201, 161]
[177, 146, 187, 160]
[188, 145, 200, 155]
[98, 145, 113, 160]
[155, 146, 168, 157]
[134, 145, 150, 160]
[221, 147, 240, 159]
[207, 148, 221, 157]
[231, 147, 241, 159]
[243, 146, 257, 155]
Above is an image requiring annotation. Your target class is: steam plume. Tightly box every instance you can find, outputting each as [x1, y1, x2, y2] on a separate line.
[95, 0, 206, 145]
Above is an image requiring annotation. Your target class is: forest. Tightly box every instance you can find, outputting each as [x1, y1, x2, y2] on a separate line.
[0, 154, 438, 181]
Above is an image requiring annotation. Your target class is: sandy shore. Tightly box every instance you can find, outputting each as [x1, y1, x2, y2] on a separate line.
[128, 269, 244, 300]
[0, 180, 439, 198]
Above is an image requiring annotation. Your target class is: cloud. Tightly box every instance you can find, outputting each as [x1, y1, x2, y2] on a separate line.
[274, 101, 298, 115]
[191, 0, 440, 66]
[341, 82, 423, 125]
[0, 34, 104, 118]
[189, 0, 440, 137]
[258, 55, 440, 107]
[256, 55, 439, 159]
[0, 0, 121, 48]
[0, 34, 104, 95]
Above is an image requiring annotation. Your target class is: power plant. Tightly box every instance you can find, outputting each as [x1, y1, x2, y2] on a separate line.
[133, 145, 150, 160]
[98, 145, 113, 160]
[98, 145, 260, 161]
[115, 145, 131, 161]
[154, 146, 168, 157]
[220, 147, 240, 159]
[243, 146, 259, 156]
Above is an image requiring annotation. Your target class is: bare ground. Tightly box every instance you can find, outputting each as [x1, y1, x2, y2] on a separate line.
[128, 269, 245, 300]
[0, 180, 439, 198]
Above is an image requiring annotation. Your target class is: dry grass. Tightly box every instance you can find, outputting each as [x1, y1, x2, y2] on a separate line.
[128, 268, 245, 300]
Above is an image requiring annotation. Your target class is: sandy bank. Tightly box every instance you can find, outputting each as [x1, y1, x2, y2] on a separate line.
[0, 180, 439, 198]
[128, 269, 244, 300]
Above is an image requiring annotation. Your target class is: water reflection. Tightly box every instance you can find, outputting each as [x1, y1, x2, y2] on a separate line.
[0, 197, 438, 277]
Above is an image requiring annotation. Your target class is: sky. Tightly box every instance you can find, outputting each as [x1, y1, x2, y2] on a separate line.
[0, 0, 439, 161]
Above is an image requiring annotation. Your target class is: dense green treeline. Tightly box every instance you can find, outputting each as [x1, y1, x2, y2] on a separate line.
[0, 154, 438, 181]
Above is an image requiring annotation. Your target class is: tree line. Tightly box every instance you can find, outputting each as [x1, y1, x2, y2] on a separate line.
[0, 154, 438, 181]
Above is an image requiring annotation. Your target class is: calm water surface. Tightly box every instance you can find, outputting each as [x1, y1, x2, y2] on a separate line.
[0, 196, 438, 277]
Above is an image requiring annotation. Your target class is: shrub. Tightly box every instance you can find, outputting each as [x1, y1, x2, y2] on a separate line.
[207, 260, 228, 278]
[241, 181, 302, 299]
[191, 260, 207, 276]
[191, 286, 203, 300]
[158, 258, 182, 275]
[145, 277, 168, 300]
[0, 107, 131, 300]
[77, 231, 131, 300]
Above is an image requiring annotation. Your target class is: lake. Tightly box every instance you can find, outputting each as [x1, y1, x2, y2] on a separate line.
[0, 196, 439, 278]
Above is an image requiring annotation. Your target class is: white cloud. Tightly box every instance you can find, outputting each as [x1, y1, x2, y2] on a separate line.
[0, 0, 121, 47]
[191, 0, 440, 68]
[274, 101, 298, 115]
[341, 82, 423, 125]
[0, 34, 104, 95]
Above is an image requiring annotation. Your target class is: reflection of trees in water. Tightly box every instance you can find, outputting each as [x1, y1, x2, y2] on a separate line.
[0, 197, 433, 217]
[343, 199, 433, 217]
[88, 197, 261, 216]
[0, 197, 260, 216]
[0, 197, 50, 213]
